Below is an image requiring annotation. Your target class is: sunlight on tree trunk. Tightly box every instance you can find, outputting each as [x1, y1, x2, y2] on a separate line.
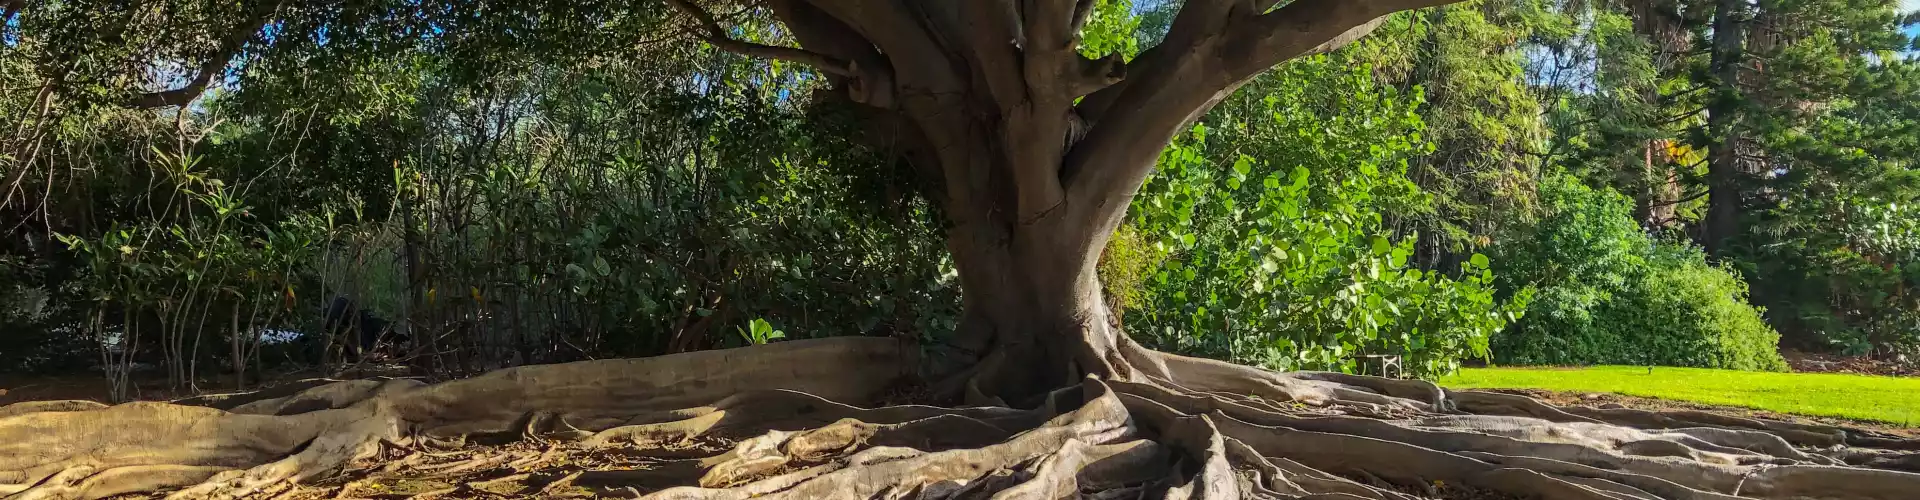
[5, 0, 1920, 498]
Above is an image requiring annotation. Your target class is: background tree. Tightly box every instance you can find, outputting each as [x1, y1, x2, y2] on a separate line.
[6, 1, 1920, 499]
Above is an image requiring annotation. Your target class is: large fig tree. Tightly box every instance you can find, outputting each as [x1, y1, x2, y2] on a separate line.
[6, 2, 1920, 499]
[649, 0, 1458, 402]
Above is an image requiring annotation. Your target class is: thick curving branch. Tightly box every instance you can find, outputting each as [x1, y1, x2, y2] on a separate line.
[6, 341, 1920, 499]
[663, 0, 853, 77]
[1220, 0, 1459, 82]
[3, 0, 23, 26]
[128, 0, 283, 109]
[1060, 0, 1464, 237]
[796, 0, 960, 97]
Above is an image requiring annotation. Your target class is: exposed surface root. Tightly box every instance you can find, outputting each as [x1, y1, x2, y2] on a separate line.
[4, 338, 1917, 499]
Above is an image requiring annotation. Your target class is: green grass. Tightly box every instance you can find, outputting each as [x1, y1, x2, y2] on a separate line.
[1439, 365, 1920, 426]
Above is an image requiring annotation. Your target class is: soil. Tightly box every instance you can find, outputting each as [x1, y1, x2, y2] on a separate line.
[1781, 349, 1919, 377]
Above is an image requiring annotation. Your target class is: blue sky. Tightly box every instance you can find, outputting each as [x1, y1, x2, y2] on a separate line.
[1907, 0, 1920, 40]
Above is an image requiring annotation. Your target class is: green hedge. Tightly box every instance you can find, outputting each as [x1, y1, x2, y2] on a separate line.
[1490, 175, 1786, 371]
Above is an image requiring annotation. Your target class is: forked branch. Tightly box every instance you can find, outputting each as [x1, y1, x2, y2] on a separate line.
[4, 0, 23, 26]
[129, 0, 283, 109]
[663, 0, 854, 77]
[1062, 0, 1465, 229]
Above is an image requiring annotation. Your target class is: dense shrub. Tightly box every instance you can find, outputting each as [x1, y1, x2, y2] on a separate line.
[1490, 175, 1787, 371]
[19, 52, 958, 389]
[0, 258, 94, 374]
[1737, 198, 1920, 357]
[1608, 246, 1789, 370]
[1113, 59, 1529, 378]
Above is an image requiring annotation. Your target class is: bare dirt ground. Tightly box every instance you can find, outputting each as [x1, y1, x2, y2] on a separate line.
[1781, 350, 1919, 377]
[45, 385, 1902, 500]
[61, 401, 1512, 500]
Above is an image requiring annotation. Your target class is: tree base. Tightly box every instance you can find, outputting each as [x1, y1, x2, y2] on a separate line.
[3, 338, 1917, 499]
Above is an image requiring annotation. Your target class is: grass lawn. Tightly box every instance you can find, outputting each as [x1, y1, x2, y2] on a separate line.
[1438, 365, 1920, 426]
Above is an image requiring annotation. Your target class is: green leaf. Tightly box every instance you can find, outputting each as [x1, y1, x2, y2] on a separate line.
[1470, 253, 1490, 269]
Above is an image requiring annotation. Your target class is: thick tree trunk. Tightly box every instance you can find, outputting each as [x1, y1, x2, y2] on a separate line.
[1627, 0, 1689, 230]
[923, 110, 1134, 403]
[1702, 0, 1748, 256]
[947, 214, 1123, 405]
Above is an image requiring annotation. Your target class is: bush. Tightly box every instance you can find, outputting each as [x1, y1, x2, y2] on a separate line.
[1490, 175, 1787, 371]
[1736, 199, 1920, 357]
[1115, 59, 1528, 378]
[1605, 247, 1788, 371]
[24, 53, 959, 387]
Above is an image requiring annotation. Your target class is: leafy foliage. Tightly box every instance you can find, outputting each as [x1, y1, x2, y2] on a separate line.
[1118, 59, 1528, 378]
[5, 0, 1918, 391]
[0, 6, 956, 385]
[1527, 0, 1920, 356]
[1490, 175, 1787, 371]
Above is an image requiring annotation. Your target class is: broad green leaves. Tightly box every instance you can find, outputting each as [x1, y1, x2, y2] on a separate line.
[1115, 60, 1525, 378]
[738, 318, 787, 346]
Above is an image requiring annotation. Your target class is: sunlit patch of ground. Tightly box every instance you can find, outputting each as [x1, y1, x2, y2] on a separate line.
[1442, 365, 1920, 427]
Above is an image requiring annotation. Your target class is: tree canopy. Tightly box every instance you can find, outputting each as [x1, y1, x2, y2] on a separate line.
[4, 1, 1920, 498]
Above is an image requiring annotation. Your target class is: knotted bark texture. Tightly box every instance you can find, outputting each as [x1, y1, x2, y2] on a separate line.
[3, 337, 1918, 499]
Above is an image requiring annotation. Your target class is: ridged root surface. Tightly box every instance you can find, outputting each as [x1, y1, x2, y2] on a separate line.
[3, 337, 1918, 499]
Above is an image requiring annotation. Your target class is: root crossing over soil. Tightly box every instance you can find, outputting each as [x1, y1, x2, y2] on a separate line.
[4, 337, 1919, 499]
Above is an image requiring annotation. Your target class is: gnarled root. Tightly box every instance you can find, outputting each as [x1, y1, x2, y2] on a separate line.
[4, 338, 1918, 500]
[1, 338, 910, 499]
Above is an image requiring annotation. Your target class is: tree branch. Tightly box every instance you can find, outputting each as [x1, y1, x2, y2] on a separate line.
[1069, 0, 1097, 38]
[1062, 0, 1463, 233]
[4, 0, 23, 26]
[798, 0, 959, 93]
[664, 0, 853, 77]
[1649, 190, 1710, 209]
[129, 0, 284, 109]
[1657, 106, 1708, 126]
[1025, 0, 1078, 52]
[1221, 0, 1458, 82]
[908, 0, 1025, 110]
[1067, 52, 1126, 99]
[1073, 0, 1240, 126]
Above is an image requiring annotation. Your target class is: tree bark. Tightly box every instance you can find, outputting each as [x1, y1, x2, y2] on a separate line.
[3, 0, 23, 26]
[946, 211, 1122, 405]
[128, 0, 285, 109]
[669, 0, 1462, 404]
[16, 4, 1920, 499]
[1702, 0, 1749, 256]
[1626, 0, 1689, 229]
